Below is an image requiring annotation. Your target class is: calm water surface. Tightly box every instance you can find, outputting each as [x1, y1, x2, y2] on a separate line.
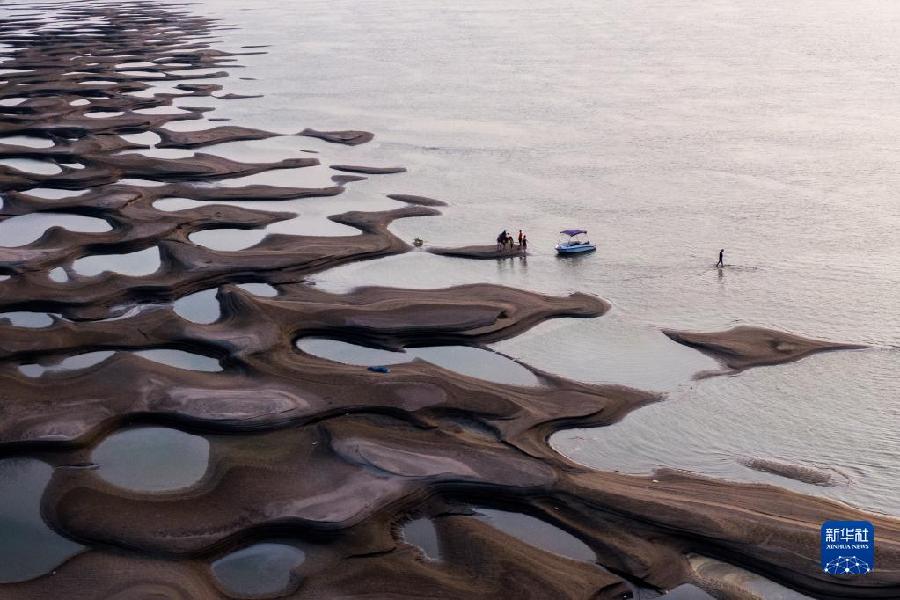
[4, 0, 896, 521]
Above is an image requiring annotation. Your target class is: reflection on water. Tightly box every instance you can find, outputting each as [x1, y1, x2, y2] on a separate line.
[0, 213, 111, 247]
[19, 351, 114, 377]
[73, 246, 161, 276]
[189, 228, 268, 251]
[0, 158, 62, 175]
[212, 542, 305, 597]
[401, 518, 440, 560]
[474, 508, 595, 563]
[0, 135, 54, 148]
[92, 427, 210, 492]
[174, 288, 221, 324]
[0, 459, 83, 583]
[134, 348, 223, 372]
[236, 282, 278, 296]
[0, 311, 56, 328]
[297, 338, 540, 386]
[553, 349, 900, 515]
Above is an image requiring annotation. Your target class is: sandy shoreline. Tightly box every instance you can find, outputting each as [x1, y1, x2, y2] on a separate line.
[0, 3, 897, 599]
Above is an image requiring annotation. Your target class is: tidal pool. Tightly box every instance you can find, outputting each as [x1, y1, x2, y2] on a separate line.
[0, 213, 111, 247]
[297, 338, 541, 386]
[0, 459, 83, 583]
[92, 427, 210, 492]
[212, 542, 305, 597]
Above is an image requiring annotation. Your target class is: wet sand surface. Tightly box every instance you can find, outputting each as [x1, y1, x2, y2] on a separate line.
[0, 2, 897, 600]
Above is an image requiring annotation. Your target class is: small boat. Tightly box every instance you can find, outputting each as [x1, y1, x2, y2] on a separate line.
[555, 229, 596, 254]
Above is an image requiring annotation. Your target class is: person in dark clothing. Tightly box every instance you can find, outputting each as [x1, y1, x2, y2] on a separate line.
[497, 230, 507, 251]
[716, 248, 725, 267]
[517, 229, 524, 246]
[521, 234, 528, 253]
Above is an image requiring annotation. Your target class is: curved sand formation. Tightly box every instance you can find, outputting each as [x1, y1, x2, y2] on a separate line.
[429, 244, 526, 259]
[299, 128, 374, 146]
[0, 4, 897, 600]
[330, 164, 407, 174]
[739, 457, 838, 487]
[662, 325, 865, 372]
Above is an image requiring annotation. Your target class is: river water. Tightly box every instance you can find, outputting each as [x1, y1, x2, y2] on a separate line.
[5, 0, 897, 516]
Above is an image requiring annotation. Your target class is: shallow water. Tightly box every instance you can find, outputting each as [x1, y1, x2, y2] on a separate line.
[177, 0, 900, 516]
[189, 228, 268, 251]
[173, 288, 221, 324]
[73, 246, 161, 277]
[19, 351, 114, 378]
[0, 459, 83, 583]
[134, 348, 222, 372]
[0, 158, 61, 175]
[297, 338, 541, 386]
[553, 349, 900, 515]
[0, 213, 111, 247]
[473, 508, 595, 563]
[401, 518, 440, 560]
[0, 135, 54, 148]
[92, 427, 210, 492]
[212, 542, 305, 597]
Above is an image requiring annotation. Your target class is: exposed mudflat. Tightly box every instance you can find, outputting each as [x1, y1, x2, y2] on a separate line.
[662, 325, 866, 373]
[0, 3, 896, 600]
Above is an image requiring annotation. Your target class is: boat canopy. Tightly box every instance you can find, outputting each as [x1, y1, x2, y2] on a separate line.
[560, 229, 587, 236]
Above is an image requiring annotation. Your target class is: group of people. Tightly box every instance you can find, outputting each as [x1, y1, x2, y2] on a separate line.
[496, 229, 528, 253]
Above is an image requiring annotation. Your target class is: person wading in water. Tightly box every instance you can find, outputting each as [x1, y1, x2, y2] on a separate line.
[716, 248, 725, 267]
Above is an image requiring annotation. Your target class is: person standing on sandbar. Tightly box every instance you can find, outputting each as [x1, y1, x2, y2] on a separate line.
[716, 248, 724, 268]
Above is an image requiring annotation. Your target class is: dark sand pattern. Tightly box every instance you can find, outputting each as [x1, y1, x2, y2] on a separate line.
[299, 128, 374, 146]
[0, 3, 898, 600]
[430, 244, 527, 259]
[662, 326, 865, 372]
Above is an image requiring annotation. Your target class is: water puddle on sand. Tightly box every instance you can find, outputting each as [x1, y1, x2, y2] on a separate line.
[174, 288, 220, 324]
[22, 188, 89, 200]
[73, 246, 161, 277]
[19, 351, 114, 377]
[0, 158, 62, 175]
[92, 427, 210, 492]
[120, 131, 161, 146]
[401, 518, 441, 560]
[48, 267, 69, 282]
[236, 282, 277, 297]
[0, 311, 57, 328]
[18, 347, 221, 376]
[297, 338, 541, 387]
[0, 213, 111, 247]
[212, 542, 305, 597]
[0, 135, 54, 148]
[473, 509, 595, 562]
[134, 348, 222, 372]
[0, 458, 83, 583]
[189, 228, 268, 251]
